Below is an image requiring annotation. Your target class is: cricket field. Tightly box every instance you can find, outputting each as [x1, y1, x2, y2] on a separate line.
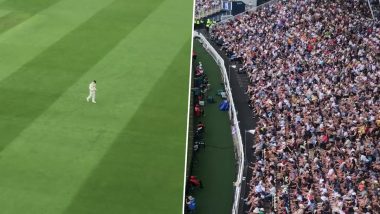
[0, 0, 193, 213]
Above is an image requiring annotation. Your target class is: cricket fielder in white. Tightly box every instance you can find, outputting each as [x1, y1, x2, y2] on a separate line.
[86, 80, 97, 103]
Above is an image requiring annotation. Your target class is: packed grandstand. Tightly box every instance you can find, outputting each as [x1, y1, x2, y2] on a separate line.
[202, 0, 380, 213]
[194, 0, 222, 18]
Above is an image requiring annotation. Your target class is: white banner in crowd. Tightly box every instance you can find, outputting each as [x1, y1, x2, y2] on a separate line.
[193, 31, 244, 214]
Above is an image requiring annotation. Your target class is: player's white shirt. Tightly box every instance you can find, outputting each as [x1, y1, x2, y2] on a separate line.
[89, 82, 96, 91]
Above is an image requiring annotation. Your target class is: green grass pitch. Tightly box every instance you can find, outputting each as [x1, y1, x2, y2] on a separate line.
[0, 0, 193, 213]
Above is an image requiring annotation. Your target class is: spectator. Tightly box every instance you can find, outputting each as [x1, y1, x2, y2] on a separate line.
[193, 50, 197, 60]
[189, 175, 204, 189]
[197, 121, 205, 133]
[186, 196, 197, 213]
[195, 62, 204, 77]
[195, 0, 222, 18]
[194, 104, 202, 117]
[211, 0, 380, 213]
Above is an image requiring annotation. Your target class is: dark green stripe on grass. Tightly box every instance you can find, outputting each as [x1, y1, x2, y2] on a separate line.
[63, 41, 191, 214]
[0, 0, 165, 151]
[0, 0, 62, 34]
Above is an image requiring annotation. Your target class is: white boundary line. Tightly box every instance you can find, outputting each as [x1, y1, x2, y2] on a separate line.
[181, 0, 196, 212]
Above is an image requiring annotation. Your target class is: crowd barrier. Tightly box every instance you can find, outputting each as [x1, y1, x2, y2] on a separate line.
[193, 31, 244, 214]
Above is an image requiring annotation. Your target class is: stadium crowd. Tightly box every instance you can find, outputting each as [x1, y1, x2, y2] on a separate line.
[195, 0, 222, 17]
[210, 0, 380, 213]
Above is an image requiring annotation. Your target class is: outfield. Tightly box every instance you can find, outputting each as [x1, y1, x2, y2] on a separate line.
[0, 0, 193, 213]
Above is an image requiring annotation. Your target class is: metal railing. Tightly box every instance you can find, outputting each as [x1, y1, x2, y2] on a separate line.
[366, 0, 380, 20]
[368, 0, 376, 19]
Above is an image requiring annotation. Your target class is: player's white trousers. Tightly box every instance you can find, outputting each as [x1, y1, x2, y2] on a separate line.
[87, 91, 96, 102]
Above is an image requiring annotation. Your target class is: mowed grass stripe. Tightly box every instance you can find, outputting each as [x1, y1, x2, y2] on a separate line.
[0, 0, 165, 152]
[0, 0, 116, 82]
[0, 11, 31, 34]
[64, 41, 191, 214]
[0, 9, 11, 17]
[0, 0, 62, 34]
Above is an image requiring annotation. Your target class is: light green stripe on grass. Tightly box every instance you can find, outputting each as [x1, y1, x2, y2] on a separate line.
[0, 9, 11, 17]
[0, 0, 115, 81]
[0, 0, 193, 213]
